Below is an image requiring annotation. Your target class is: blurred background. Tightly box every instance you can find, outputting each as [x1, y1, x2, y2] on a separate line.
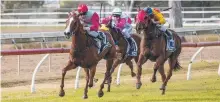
[1, 0, 220, 27]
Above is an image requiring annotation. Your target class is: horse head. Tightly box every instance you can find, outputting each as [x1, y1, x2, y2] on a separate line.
[106, 18, 124, 43]
[135, 10, 151, 35]
[64, 11, 84, 39]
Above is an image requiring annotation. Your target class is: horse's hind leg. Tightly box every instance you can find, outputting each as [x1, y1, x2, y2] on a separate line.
[88, 65, 97, 88]
[158, 65, 167, 95]
[98, 59, 113, 97]
[161, 58, 177, 95]
[106, 59, 113, 92]
[59, 60, 77, 97]
[125, 60, 136, 77]
[83, 68, 90, 99]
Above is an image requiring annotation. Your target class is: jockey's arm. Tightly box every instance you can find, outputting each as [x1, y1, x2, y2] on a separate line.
[152, 14, 166, 25]
[89, 12, 100, 31]
[115, 18, 126, 29]
[158, 17, 166, 25]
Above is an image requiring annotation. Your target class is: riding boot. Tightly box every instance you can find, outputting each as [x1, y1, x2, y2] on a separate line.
[97, 33, 111, 54]
[165, 30, 175, 50]
[165, 30, 172, 40]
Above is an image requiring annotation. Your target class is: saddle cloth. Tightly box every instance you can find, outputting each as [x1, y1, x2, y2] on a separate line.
[126, 37, 138, 56]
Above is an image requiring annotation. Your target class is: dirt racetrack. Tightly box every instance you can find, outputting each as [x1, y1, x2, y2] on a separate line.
[1, 44, 220, 88]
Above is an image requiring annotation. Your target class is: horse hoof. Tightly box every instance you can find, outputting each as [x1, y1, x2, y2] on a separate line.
[98, 91, 104, 97]
[94, 78, 98, 83]
[89, 84, 93, 88]
[161, 90, 165, 95]
[136, 83, 142, 89]
[83, 95, 88, 99]
[159, 85, 166, 90]
[131, 72, 136, 77]
[151, 78, 156, 83]
[59, 90, 65, 97]
[107, 89, 110, 92]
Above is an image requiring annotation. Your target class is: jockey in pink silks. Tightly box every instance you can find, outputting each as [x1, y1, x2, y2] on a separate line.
[101, 7, 137, 56]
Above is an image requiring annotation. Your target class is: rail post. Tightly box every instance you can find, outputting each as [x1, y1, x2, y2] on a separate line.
[116, 64, 123, 85]
[31, 54, 50, 93]
[74, 67, 82, 89]
[187, 47, 204, 80]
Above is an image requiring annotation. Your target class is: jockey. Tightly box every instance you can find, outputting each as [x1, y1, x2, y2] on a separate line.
[143, 7, 175, 48]
[111, 7, 134, 54]
[77, 4, 108, 53]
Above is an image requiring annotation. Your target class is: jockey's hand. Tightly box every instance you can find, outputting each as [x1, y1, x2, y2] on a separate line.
[80, 20, 85, 25]
[151, 19, 160, 24]
[83, 27, 90, 31]
[115, 45, 119, 51]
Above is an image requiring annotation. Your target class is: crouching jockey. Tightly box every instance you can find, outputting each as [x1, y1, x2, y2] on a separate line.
[111, 7, 137, 56]
[143, 7, 175, 51]
[77, 4, 110, 54]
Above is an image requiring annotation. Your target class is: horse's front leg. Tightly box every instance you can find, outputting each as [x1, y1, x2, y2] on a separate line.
[151, 56, 165, 83]
[59, 60, 77, 97]
[110, 58, 121, 75]
[136, 50, 148, 89]
[125, 59, 136, 77]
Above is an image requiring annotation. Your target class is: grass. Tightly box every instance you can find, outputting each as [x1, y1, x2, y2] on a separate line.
[2, 74, 220, 102]
[2, 61, 220, 102]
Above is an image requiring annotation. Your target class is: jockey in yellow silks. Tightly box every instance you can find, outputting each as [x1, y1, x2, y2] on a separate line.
[143, 7, 175, 49]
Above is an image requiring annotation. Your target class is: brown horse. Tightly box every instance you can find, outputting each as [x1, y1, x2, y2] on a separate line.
[102, 20, 142, 78]
[59, 11, 116, 99]
[135, 10, 182, 95]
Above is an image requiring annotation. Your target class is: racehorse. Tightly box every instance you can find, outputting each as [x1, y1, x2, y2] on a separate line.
[101, 19, 142, 78]
[59, 11, 116, 99]
[135, 10, 182, 95]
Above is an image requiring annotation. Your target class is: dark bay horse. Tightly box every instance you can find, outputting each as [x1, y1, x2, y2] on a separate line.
[59, 11, 116, 99]
[101, 20, 142, 78]
[135, 10, 182, 95]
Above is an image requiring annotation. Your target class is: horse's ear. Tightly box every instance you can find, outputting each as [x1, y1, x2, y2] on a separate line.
[138, 6, 141, 11]
[68, 12, 71, 17]
[144, 15, 149, 20]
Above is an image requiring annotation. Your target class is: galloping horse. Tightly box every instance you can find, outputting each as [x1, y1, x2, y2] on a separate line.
[135, 10, 182, 95]
[59, 11, 116, 99]
[101, 20, 142, 78]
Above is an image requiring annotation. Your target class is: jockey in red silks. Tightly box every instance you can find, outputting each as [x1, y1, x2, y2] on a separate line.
[101, 7, 136, 56]
[77, 4, 109, 53]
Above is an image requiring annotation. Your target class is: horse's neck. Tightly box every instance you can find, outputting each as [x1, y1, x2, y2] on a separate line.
[72, 31, 87, 50]
[145, 22, 158, 39]
[111, 29, 127, 45]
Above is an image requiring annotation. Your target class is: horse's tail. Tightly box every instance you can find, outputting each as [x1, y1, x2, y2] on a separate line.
[171, 30, 182, 71]
[173, 59, 182, 71]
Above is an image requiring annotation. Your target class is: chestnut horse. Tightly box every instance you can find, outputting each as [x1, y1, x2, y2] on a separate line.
[102, 20, 142, 78]
[59, 11, 116, 99]
[135, 10, 182, 95]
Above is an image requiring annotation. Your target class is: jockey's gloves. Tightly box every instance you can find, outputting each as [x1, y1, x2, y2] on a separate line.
[80, 20, 85, 25]
[83, 27, 90, 31]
